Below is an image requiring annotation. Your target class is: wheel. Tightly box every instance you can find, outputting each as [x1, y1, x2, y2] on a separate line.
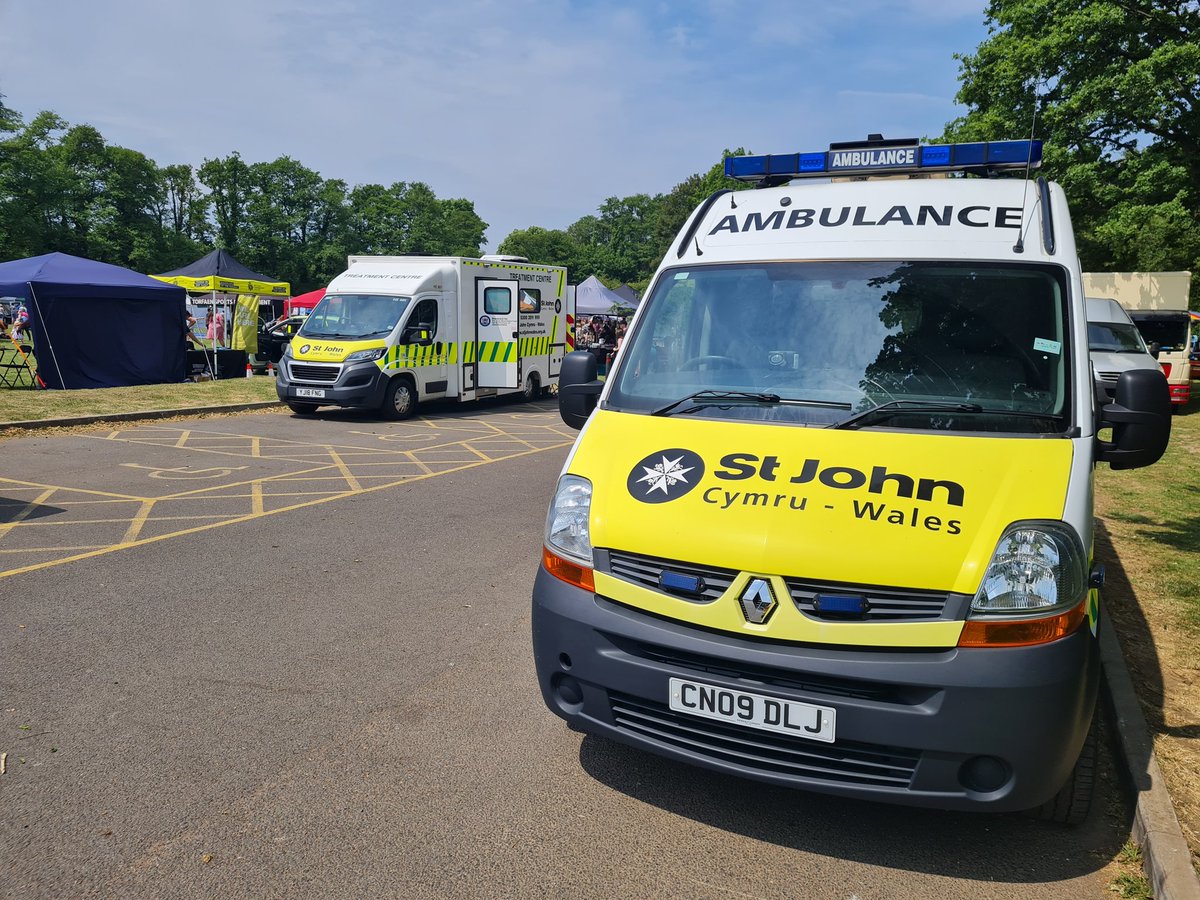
[1028, 708, 1098, 826]
[522, 372, 541, 401]
[381, 376, 417, 420]
[287, 401, 318, 415]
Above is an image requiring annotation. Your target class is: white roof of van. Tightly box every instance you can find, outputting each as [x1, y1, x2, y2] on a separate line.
[681, 178, 1075, 265]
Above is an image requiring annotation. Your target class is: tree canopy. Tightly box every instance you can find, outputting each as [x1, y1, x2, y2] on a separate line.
[945, 0, 1200, 301]
[0, 104, 488, 292]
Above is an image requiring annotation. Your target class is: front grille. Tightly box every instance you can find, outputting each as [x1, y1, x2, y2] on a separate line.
[290, 363, 341, 383]
[605, 549, 962, 622]
[605, 633, 935, 705]
[785, 578, 957, 622]
[609, 692, 919, 789]
[608, 550, 736, 601]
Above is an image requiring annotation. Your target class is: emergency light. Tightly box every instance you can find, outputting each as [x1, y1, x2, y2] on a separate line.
[725, 138, 1043, 184]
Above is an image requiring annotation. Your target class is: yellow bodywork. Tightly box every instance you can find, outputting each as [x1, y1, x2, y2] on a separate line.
[571, 410, 1074, 647]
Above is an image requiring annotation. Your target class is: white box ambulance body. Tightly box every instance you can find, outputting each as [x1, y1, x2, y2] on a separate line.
[276, 256, 573, 418]
[534, 137, 1172, 822]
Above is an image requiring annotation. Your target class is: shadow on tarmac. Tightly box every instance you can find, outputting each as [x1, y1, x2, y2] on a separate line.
[283, 394, 558, 424]
[0, 496, 65, 523]
[577, 725, 1132, 883]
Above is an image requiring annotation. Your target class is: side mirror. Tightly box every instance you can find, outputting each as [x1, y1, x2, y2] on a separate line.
[558, 350, 602, 429]
[1097, 368, 1171, 470]
[404, 326, 432, 346]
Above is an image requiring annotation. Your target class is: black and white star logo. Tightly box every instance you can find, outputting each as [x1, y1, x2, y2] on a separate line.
[627, 448, 705, 504]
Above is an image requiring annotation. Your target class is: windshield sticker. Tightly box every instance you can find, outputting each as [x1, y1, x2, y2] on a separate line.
[1033, 337, 1061, 355]
[673, 272, 690, 280]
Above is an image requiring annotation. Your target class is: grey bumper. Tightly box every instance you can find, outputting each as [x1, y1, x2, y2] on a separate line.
[531, 565, 1099, 812]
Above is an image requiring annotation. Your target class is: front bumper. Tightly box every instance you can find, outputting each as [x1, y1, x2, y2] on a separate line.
[532, 565, 1099, 812]
[276, 358, 389, 409]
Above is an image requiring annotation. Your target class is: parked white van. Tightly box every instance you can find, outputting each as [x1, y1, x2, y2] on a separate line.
[1086, 296, 1161, 403]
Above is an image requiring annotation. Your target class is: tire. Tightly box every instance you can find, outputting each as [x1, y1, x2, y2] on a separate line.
[522, 372, 540, 402]
[1028, 708, 1098, 826]
[287, 401, 318, 415]
[381, 376, 417, 420]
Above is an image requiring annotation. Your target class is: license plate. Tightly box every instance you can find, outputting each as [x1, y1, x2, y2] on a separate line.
[295, 387, 325, 398]
[668, 677, 836, 743]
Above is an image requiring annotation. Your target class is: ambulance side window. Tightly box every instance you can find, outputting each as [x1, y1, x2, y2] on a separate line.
[413, 297, 438, 338]
[484, 287, 511, 315]
[519, 289, 541, 313]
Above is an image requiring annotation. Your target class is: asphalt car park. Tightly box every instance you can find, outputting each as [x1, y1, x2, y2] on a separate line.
[0, 401, 1136, 898]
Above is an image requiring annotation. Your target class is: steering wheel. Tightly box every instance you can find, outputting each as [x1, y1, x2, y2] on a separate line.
[679, 355, 749, 373]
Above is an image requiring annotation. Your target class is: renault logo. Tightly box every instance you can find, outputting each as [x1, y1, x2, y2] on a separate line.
[740, 578, 777, 624]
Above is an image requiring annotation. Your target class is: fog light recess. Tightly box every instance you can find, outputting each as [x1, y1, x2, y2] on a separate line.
[959, 755, 1013, 794]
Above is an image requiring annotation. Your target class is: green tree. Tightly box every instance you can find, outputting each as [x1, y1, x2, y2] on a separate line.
[198, 152, 251, 252]
[159, 163, 209, 244]
[946, 0, 1200, 302]
[498, 226, 585, 271]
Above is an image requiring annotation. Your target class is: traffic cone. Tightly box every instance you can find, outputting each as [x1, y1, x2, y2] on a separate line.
[245, 360, 253, 378]
[267, 360, 274, 378]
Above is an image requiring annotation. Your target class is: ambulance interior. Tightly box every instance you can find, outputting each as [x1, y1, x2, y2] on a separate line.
[612, 261, 1069, 430]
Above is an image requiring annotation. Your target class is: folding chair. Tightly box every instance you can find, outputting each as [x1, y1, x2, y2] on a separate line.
[0, 345, 35, 388]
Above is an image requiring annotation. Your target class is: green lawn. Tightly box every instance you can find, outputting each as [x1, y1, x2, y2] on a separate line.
[0, 376, 280, 424]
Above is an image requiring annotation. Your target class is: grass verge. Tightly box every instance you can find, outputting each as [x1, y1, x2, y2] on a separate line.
[1095, 394, 1200, 876]
[0, 377, 280, 425]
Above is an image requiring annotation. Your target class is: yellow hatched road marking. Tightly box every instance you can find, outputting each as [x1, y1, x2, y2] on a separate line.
[121, 499, 157, 544]
[327, 448, 363, 492]
[0, 444, 568, 580]
[0, 408, 572, 579]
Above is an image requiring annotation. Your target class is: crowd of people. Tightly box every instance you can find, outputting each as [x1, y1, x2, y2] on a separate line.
[576, 315, 627, 349]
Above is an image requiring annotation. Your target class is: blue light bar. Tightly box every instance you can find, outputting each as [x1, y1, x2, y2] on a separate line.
[724, 140, 1043, 183]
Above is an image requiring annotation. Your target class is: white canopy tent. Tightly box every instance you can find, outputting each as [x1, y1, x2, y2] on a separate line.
[575, 275, 631, 315]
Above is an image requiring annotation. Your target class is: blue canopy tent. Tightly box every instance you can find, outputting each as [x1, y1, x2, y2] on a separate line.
[0, 252, 189, 389]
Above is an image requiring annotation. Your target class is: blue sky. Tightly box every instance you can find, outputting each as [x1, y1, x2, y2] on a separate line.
[0, 0, 990, 252]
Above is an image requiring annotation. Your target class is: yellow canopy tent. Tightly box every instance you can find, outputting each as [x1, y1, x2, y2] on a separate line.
[152, 249, 290, 378]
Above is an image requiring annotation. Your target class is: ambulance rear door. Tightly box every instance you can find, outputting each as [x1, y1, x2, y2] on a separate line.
[476, 279, 519, 389]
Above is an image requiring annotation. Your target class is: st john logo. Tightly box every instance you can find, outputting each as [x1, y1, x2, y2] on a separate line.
[627, 449, 705, 504]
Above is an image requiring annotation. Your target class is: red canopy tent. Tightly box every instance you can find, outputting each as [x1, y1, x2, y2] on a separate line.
[286, 288, 325, 316]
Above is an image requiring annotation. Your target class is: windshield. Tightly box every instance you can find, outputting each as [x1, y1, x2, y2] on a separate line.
[1089, 322, 1148, 353]
[1131, 316, 1189, 352]
[298, 293, 410, 339]
[610, 261, 1071, 432]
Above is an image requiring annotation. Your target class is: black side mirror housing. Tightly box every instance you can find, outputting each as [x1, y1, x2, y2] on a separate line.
[1097, 368, 1172, 470]
[558, 350, 603, 429]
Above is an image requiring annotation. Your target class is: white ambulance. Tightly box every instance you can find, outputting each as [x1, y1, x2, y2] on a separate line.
[534, 137, 1172, 823]
[276, 256, 573, 418]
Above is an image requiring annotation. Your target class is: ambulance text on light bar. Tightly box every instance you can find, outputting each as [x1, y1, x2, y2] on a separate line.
[725, 140, 1043, 182]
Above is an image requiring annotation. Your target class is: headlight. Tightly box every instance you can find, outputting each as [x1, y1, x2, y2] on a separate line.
[545, 475, 593, 566]
[971, 523, 1086, 615]
[283, 343, 294, 359]
[345, 348, 385, 363]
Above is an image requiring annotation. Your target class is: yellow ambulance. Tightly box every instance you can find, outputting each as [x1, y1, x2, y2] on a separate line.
[533, 137, 1172, 822]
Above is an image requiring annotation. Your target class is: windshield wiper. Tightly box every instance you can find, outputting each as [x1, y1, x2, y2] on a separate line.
[832, 399, 983, 430]
[652, 390, 781, 417]
[832, 399, 1064, 430]
[651, 391, 853, 417]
